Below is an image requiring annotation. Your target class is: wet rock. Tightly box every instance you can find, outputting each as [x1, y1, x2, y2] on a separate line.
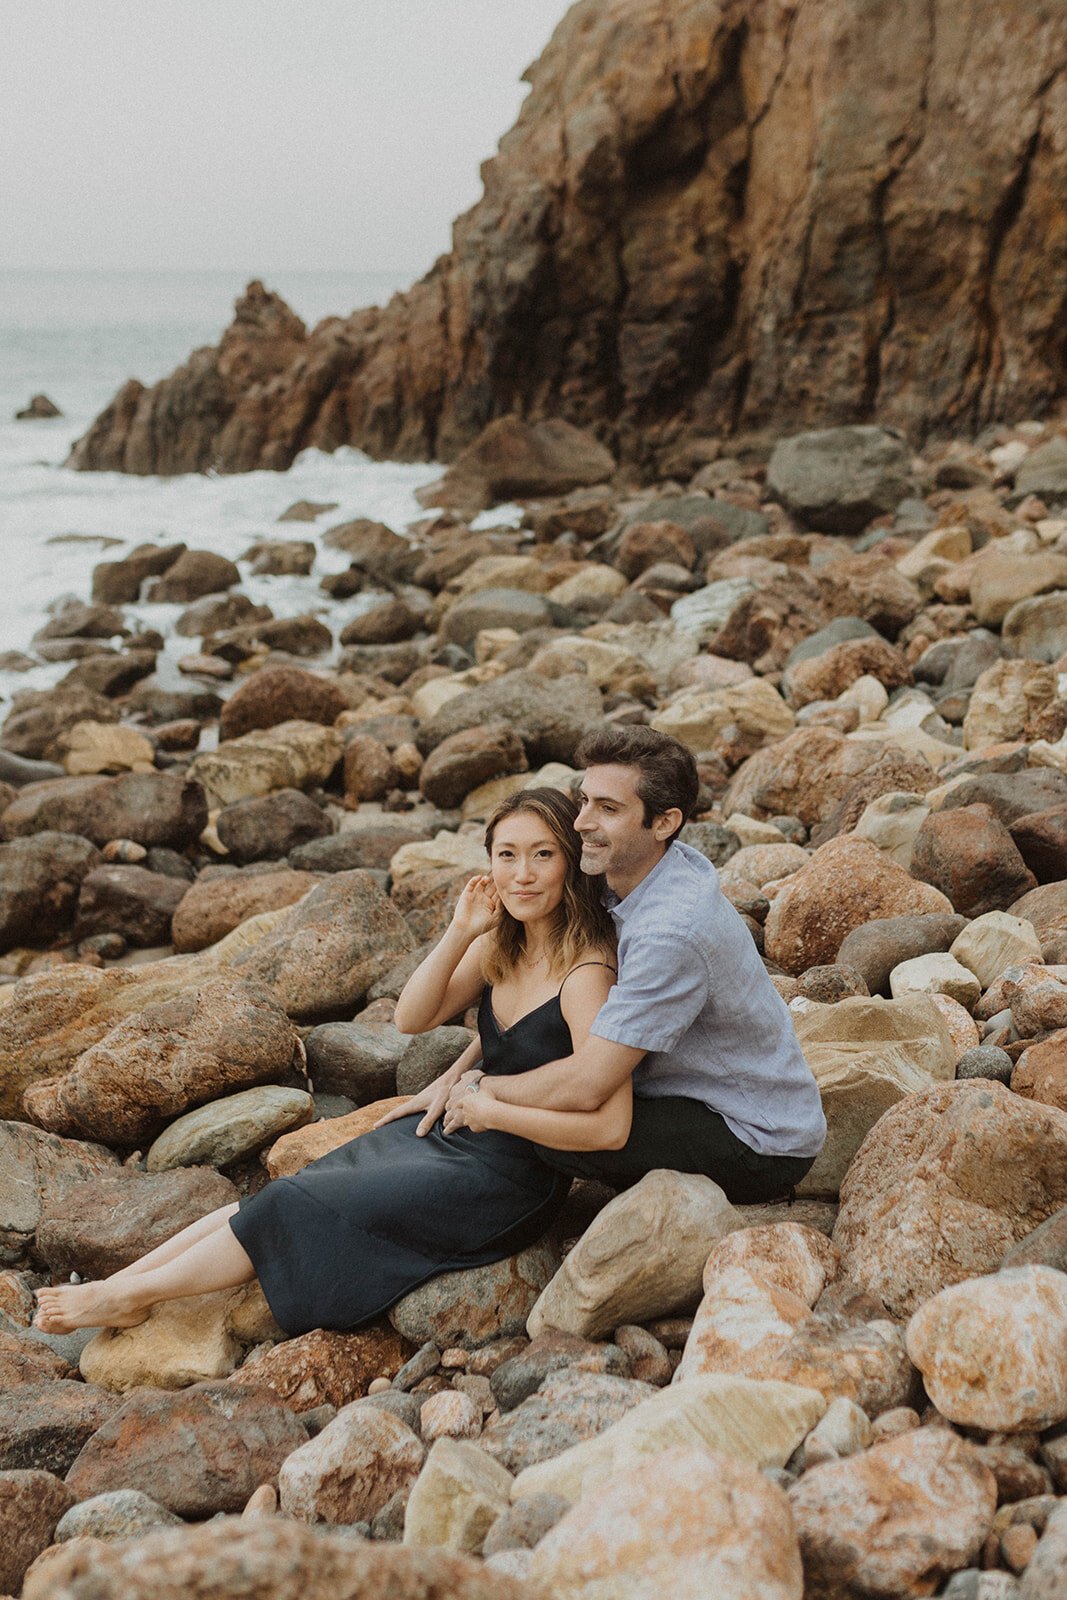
[229, 869, 415, 1019]
[145, 1086, 313, 1171]
[66, 1383, 308, 1515]
[92, 544, 185, 605]
[424, 415, 615, 511]
[73, 863, 188, 946]
[2, 770, 208, 850]
[906, 1265, 1067, 1432]
[17, 392, 62, 419]
[765, 835, 953, 974]
[1, 684, 121, 761]
[767, 427, 914, 534]
[0, 1468, 77, 1594]
[278, 1400, 425, 1524]
[23, 976, 296, 1145]
[390, 1238, 564, 1350]
[833, 1080, 1067, 1318]
[171, 867, 320, 953]
[35, 1166, 237, 1277]
[146, 549, 240, 602]
[0, 831, 103, 952]
[0, 1380, 119, 1473]
[219, 666, 347, 741]
[788, 1428, 996, 1600]
[419, 724, 528, 809]
[481, 1370, 654, 1476]
[174, 592, 272, 637]
[836, 911, 968, 997]
[216, 788, 333, 864]
[243, 538, 315, 576]
[528, 1171, 741, 1340]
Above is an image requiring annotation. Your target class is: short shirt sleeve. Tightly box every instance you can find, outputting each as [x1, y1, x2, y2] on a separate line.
[590, 929, 711, 1054]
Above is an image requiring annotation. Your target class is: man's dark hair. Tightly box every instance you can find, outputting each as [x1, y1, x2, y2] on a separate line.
[575, 725, 699, 842]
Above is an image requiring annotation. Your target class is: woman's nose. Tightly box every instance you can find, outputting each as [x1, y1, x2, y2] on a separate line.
[514, 857, 536, 881]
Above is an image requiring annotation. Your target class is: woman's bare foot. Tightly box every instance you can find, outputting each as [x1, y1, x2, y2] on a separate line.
[34, 1280, 151, 1335]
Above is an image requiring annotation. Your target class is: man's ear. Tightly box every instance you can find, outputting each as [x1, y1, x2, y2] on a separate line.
[651, 808, 684, 841]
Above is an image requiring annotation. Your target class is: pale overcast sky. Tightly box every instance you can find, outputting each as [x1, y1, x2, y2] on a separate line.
[0, 0, 574, 275]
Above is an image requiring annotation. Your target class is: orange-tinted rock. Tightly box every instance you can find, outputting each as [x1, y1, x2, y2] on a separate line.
[22, 1516, 535, 1600]
[0, 1469, 77, 1595]
[723, 727, 935, 828]
[1012, 1030, 1067, 1112]
[906, 1265, 1067, 1432]
[231, 1324, 413, 1411]
[785, 637, 912, 708]
[278, 1402, 425, 1525]
[24, 977, 296, 1145]
[529, 1445, 803, 1600]
[788, 1429, 996, 1600]
[65, 1383, 308, 1517]
[700, 1222, 841, 1304]
[910, 804, 1038, 915]
[35, 1167, 237, 1278]
[833, 1080, 1067, 1318]
[219, 667, 347, 742]
[171, 868, 320, 953]
[0, 1331, 72, 1390]
[764, 835, 952, 974]
[266, 1098, 409, 1177]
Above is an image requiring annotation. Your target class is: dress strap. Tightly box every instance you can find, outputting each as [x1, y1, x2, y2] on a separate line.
[557, 959, 617, 995]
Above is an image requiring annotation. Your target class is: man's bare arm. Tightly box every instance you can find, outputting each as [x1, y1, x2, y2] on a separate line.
[481, 1034, 645, 1113]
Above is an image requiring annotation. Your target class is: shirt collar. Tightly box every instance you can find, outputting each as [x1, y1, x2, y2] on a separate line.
[602, 843, 676, 923]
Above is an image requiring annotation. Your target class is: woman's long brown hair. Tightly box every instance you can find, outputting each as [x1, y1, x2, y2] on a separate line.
[480, 787, 615, 986]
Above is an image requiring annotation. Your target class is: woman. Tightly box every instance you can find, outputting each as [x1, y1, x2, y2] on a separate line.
[35, 789, 622, 1337]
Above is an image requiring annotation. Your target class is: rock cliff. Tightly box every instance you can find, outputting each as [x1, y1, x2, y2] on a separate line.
[69, 0, 1067, 474]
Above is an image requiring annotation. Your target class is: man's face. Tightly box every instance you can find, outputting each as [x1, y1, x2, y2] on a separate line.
[574, 763, 678, 896]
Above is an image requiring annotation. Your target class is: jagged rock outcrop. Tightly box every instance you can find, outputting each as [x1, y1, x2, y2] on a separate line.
[70, 0, 1067, 474]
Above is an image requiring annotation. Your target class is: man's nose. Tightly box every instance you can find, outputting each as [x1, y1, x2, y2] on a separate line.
[575, 801, 593, 830]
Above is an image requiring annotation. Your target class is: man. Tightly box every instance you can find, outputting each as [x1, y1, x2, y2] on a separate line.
[445, 724, 825, 1202]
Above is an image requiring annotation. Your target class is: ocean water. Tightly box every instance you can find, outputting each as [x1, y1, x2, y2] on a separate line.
[0, 269, 453, 718]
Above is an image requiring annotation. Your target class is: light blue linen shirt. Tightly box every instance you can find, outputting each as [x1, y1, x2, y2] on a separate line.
[591, 841, 826, 1159]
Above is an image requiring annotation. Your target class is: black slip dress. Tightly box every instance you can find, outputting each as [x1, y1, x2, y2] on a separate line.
[229, 983, 577, 1335]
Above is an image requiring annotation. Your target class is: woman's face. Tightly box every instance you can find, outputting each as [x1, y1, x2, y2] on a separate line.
[489, 811, 570, 924]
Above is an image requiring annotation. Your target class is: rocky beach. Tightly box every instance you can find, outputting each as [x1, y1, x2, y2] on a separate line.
[2, 0, 1067, 1596]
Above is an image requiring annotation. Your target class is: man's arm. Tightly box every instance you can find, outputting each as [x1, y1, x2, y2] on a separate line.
[479, 1033, 645, 1112]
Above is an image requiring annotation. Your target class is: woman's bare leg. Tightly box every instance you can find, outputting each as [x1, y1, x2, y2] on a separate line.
[35, 1216, 255, 1335]
[109, 1204, 240, 1281]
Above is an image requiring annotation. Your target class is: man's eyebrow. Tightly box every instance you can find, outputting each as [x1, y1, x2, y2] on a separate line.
[578, 789, 617, 803]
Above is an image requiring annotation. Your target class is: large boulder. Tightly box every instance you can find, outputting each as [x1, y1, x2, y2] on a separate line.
[787, 1429, 996, 1600]
[416, 670, 602, 765]
[389, 1238, 564, 1349]
[910, 803, 1037, 915]
[229, 870, 415, 1018]
[215, 789, 333, 864]
[764, 835, 953, 974]
[0, 831, 103, 951]
[833, 1079, 1067, 1317]
[767, 427, 914, 534]
[22, 977, 297, 1145]
[68, 2, 1067, 474]
[73, 864, 188, 947]
[0, 1121, 119, 1264]
[528, 1446, 803, 1600]
[35, 1167, 237, 1278]
[721, 727, 934, 828]
[793, 995, 957, 1196]
[422, 414, 615, 510]
[187, 721, 343, 810]
[1, 771, 207, 849]
[171, 867, 320, 952]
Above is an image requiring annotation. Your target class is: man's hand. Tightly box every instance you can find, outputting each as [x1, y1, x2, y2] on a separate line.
[442, 1069, 488, 1134]
[374, 1079, 451, 1137]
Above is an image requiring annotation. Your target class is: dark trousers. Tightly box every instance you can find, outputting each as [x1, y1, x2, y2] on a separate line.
[535, 1095, 814, 1206]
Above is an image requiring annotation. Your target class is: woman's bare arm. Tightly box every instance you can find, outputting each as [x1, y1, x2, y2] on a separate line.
[393, 875, 496, 1033]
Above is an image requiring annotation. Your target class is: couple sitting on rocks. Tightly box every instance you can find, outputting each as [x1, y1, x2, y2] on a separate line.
[35, 726, 826, 1338]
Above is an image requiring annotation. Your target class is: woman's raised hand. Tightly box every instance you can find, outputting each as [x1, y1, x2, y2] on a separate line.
[449, 874, 500, 941]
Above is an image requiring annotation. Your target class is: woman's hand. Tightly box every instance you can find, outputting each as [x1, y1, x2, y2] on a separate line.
[373, 1079, 451, 1137]
[442, 1070, 493, 1134]
[448, 874, 500, 942]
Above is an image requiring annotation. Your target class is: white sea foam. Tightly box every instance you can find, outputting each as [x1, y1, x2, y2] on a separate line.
[0, 269, 449, 714]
